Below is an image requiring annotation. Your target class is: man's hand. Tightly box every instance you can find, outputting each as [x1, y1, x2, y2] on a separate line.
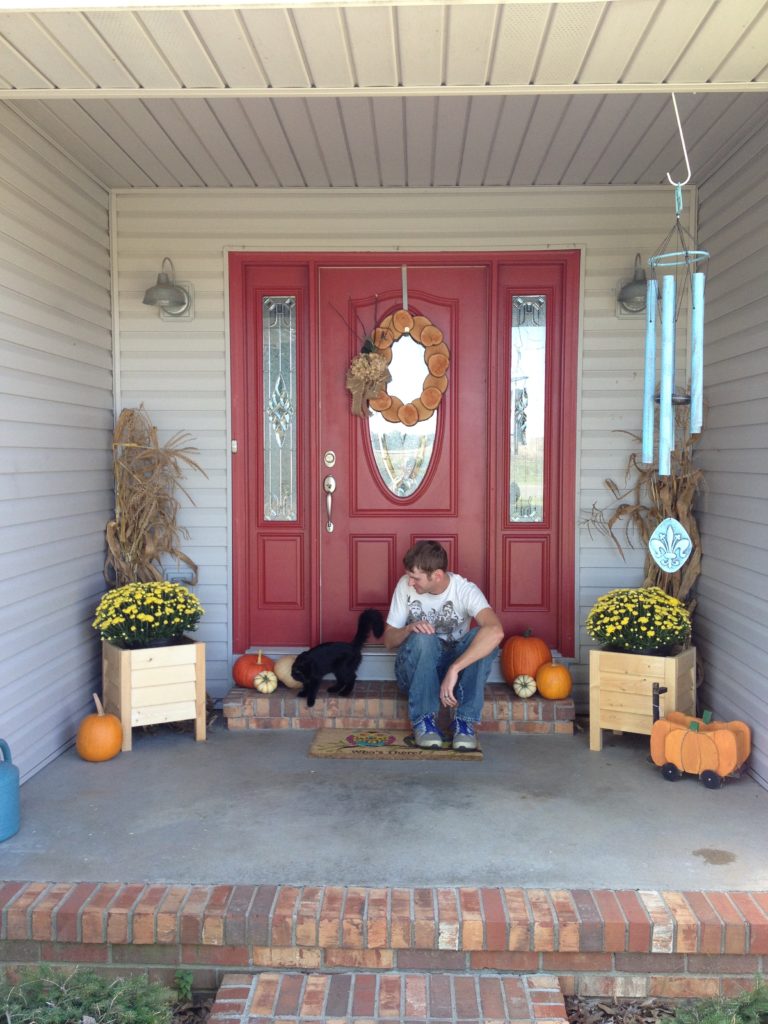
[439, 664, 460, 707]
[410, 620, 436, 635]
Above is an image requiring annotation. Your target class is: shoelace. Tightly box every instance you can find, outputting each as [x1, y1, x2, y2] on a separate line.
[454, 720, 473, 735]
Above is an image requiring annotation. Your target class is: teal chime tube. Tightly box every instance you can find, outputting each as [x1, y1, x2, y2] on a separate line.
[642, 276, 658, 464]
[690, 271, 705, 434]
[658, 274, 676, 476]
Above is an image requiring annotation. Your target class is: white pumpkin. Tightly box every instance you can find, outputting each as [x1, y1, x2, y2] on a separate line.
[273, 655, 302, 690]
[253, 670, 278, 694]
[512, 674, 537, 699]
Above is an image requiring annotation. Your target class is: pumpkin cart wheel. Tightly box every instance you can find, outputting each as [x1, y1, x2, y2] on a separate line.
[700, 769, 723, 790]
[661, 762, 682, 781]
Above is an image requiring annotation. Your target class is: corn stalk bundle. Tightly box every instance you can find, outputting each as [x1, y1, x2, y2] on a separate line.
[585, 408, 703, 611]
[104, 406, 206, 586]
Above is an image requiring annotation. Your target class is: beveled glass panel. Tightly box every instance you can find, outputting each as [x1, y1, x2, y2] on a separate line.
[368, 331, 437, 498]
[263, 296, 297, 521]
[510, 295, 546, 522]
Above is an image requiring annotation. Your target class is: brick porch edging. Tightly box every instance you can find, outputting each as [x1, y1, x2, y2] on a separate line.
[2, 882, 767, 999]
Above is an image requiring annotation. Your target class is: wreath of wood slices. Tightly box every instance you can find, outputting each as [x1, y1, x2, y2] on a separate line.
[366, 309, 449, 426]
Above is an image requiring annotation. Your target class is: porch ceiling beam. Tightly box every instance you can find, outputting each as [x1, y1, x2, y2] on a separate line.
[3, 81, 767, 100]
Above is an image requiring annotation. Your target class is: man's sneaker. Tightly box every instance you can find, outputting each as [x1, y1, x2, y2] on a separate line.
[413, 714, 444, 749]
[452, 719, 477, 751]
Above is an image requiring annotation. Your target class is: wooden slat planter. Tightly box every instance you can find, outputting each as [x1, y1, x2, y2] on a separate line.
[101, 638, 206, 752]
[589, 647, 696, 751]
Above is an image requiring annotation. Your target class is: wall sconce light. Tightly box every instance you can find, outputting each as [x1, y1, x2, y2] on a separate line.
[142, 257, 193, 319]
[617, 253, 648, 315]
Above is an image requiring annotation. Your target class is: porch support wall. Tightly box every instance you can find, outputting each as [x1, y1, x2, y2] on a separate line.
[0, 103, 113, 781]
[696, 118, 768, 791]
[113, 185, 693, 707]
[1, 880, 766, 999]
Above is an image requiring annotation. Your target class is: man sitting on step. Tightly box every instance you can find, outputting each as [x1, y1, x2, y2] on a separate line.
[383, 540, 504, 751]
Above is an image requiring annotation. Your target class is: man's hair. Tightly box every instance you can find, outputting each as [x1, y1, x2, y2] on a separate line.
[403, 540, 448, 575]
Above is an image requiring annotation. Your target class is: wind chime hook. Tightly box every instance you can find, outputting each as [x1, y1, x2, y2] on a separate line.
[665, 93, 692, 214]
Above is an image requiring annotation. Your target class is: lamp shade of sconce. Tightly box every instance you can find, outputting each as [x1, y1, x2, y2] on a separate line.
[143, 257, 191, 317]
[617, 253, 648, 314]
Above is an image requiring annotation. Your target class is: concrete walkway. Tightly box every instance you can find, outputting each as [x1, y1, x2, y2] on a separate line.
[5, 722, 768, 891]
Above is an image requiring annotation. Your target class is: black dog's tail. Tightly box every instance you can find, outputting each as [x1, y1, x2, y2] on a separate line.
[352, 608, 385, 649]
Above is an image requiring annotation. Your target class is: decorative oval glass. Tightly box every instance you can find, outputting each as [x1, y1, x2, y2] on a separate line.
[365, 310, 449, 498]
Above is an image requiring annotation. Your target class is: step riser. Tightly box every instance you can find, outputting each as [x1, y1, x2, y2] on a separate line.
[224, 682, 575, 734]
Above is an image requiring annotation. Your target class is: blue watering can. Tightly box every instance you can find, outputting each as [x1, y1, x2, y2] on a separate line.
[0, 739, 20, 841]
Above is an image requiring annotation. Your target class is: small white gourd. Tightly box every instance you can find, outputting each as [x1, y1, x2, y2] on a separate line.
[512, 674, 537, 699]
[253, 670, 278, 694]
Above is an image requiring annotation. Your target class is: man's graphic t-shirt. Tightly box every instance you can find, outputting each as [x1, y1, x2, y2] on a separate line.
[386, 573, 490, 644]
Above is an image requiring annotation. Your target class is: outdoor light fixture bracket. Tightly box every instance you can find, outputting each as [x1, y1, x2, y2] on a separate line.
[143, 257, 194, 319]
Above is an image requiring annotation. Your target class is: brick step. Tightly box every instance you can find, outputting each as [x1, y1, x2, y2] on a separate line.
[209, 971, 568, 1024]
[223, 681, 575, 735]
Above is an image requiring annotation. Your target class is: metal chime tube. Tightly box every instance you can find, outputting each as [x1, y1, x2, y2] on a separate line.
[690, 271, 705, 434]
[642, 277, 658, 464]
[658, 274, 676, 476]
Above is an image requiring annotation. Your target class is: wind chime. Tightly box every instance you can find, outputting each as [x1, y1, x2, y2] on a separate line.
[638, 95, 710, 576]
[642, 94, 710, 477]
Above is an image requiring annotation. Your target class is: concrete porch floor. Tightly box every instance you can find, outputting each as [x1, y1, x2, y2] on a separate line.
[4, 721, 768, 891]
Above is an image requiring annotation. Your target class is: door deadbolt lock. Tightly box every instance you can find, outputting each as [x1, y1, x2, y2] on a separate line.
[323, 450, 336, 467]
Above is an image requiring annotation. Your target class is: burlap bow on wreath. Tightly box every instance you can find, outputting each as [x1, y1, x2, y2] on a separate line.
[345, 351, 392, 418]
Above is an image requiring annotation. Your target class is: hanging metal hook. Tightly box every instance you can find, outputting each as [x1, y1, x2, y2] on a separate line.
[666, 92, 692, 189]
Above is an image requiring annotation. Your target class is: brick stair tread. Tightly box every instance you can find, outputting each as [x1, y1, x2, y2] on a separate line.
[223, 680, 575, 734]
[209, 971, 568, 1024]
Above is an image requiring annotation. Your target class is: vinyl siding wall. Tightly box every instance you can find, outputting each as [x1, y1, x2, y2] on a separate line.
[0, 104, 113, 782]
[695, 121, 768, 789]
[113, 186, 690, 704]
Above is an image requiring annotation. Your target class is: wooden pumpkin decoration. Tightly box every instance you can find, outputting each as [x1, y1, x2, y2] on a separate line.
[535, 661, 573, 700]
[651, 712, 751, 785]
[76, 694, 122, 762]
[232, 650, 274, 688]
[512, 674, 537, 699]
[501, 629, 551, 685]
[274, 655, 302, 689]
[253, 670, 278, 694]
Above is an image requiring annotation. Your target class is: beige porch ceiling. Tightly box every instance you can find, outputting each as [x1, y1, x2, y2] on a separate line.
[1, 0, 768, 188]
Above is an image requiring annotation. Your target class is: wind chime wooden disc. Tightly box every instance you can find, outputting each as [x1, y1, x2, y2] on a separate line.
[368, 309, 450, 425]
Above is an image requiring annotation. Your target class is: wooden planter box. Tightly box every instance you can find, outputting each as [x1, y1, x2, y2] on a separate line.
[589, 646, 696, 751]
[102, 638, 206, 752]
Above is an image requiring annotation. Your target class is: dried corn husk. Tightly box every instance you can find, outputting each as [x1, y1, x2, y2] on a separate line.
[584, 407, 704, 610]
[104, 405, 207, 586]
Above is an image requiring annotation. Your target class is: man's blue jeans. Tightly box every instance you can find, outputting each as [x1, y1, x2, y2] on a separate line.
[394, 628, 495, 727]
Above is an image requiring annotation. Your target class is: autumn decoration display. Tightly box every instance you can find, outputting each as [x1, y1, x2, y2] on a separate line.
[586, 586, 691, 654]
[92, 581, 204, 650]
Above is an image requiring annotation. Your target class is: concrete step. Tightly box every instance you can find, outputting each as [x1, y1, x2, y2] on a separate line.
[209, 971, 569, 1024]
[223, 680, 575, 735]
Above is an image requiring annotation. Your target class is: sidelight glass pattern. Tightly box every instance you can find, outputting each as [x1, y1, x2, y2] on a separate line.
[263, 296, 297, 521]
[510, 295, 546, 522]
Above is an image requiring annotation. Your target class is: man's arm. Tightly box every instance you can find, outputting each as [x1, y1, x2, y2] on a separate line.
[439, 607, 504, 707]
[383, 619, 435, 650]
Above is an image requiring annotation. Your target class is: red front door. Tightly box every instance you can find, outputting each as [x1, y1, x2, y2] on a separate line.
[317, 263, 490, 639]
[230, 251, 578, 655]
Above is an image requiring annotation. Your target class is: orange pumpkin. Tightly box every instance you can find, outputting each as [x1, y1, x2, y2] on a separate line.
[535, 661, 573, 700]
[232, 649, 275, 688]
[501, 630, 551, 685]
[76, 693, 122, 762]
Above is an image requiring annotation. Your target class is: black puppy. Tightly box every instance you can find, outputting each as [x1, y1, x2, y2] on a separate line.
[291, 608, 384, 707]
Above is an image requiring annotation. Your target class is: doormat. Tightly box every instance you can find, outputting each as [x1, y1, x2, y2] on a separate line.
[309, 728, 483, 761]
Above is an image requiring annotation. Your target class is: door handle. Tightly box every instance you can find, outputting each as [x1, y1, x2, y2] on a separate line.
[323, 475, 336, 532]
